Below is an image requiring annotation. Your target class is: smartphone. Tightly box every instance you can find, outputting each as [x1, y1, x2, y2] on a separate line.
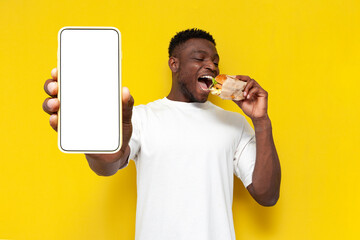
[58, 27, 122, 153]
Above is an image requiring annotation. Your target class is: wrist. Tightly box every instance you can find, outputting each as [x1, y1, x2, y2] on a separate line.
[252, 115, 272, 132]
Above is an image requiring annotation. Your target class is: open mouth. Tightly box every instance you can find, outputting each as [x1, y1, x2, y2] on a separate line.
[198, 75, 214, 91]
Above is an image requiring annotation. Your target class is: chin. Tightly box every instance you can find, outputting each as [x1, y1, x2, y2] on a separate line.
[179, 82, 209, 103]
[195, 93, 209, 103]
[198, 97, 208, 103]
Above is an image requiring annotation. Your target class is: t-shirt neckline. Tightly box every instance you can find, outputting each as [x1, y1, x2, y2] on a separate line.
[162, 97, 211, 110]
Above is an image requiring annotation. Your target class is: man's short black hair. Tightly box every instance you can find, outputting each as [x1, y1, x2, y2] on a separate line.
[168, 28, 216, 57]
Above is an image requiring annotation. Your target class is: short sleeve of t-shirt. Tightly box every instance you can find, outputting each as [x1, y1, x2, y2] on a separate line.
[128, 106, 142, 162]
[233, 119, 256, 188]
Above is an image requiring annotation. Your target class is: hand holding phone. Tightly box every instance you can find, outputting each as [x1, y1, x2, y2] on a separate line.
[43, 68, 134, 170]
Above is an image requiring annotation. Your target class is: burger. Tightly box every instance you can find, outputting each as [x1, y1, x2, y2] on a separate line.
[208, 74, 247, 100]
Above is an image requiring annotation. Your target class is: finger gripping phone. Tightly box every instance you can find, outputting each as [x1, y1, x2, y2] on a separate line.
[58, 27, 122, 153]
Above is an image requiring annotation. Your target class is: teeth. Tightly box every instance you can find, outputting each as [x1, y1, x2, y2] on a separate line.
[199, 75, 214, 79]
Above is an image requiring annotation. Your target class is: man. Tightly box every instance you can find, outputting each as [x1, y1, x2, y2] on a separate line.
[43, 28, 281, 240]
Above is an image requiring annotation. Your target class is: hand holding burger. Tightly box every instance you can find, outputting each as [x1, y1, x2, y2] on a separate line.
[207, 74, 269, 121]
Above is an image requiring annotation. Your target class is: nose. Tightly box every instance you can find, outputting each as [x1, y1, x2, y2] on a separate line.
[205, 60, 218, 75]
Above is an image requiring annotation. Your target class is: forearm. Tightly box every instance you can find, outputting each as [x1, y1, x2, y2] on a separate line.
[85, 145, 130, 176]
[250, 117, 281, 206]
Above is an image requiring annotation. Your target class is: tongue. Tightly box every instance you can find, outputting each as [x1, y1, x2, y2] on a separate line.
[198, 81, 208, 90]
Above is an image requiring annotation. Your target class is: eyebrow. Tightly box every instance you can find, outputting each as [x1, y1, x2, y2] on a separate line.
[191, 50, 219, 59]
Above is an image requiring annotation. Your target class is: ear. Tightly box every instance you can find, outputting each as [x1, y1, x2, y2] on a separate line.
[168, 57, 179, 73]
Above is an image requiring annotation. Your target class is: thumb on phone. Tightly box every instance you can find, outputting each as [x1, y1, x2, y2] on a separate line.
[122, 87, 134, 124]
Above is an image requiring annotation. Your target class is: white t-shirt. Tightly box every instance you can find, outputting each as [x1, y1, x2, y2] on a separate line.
[124, 97, 256, 240]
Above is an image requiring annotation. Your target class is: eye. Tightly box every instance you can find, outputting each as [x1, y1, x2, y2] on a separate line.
[214, 62, 219, 67]
[193, 58, 204, 61]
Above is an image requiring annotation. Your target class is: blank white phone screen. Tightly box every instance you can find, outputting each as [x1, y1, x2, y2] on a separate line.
[59, 28, 121, 153]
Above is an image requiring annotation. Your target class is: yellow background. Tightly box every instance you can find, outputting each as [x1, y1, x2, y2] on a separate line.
[0, 0, 359, 239]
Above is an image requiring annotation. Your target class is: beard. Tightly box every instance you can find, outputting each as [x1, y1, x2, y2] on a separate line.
[178, 81, 198, 102]
[176, 67, 208, 103]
